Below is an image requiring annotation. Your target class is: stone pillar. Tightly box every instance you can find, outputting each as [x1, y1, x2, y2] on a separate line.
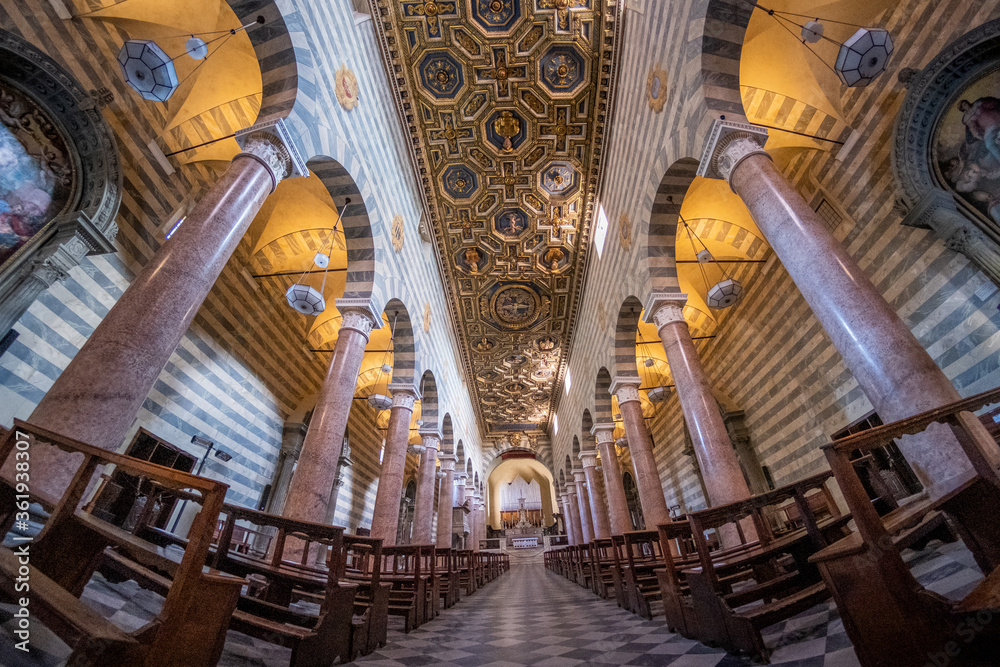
[644, 294, 752, 507]
[436, 456, 457, 548]
[701, 120, 1000, 484]
[452, 472, 468, 549]
[265, 421, 307, 515]
[580, 450, 611, 539]
[454, 472, 468, 507]
[411, 432, 440, 545]
[572, 469, 594, 543]
[469, 491, 481, 550]
[283, 305, 380, 525]
[560, 492, 577, 544]
[22, 126, 301, 504]
[566, 487, 584, 545]
[610, 378, 671, 528]
[370, 385, 419, 545]
[593, 423, 632, 535]
[477, 500, 487, 545]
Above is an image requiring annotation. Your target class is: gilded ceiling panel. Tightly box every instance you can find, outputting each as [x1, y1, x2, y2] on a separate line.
[371, 0, 622, 434]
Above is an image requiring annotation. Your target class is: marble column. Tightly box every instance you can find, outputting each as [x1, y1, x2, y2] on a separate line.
[702, 120, 1000, 484]
[265, 422, 307, 515]
[411, 432, 440, 545]
[593, 423, 632, 535]
[436, 456, 457, 548]
[370, 385, 419, 545]
[477, 500, 487, 545]
[580, 450, 611, 539]
[644, 294, 752, 507]
[610, 377, 671, 529]
[572, 469, 594, 543]
[469, 491, 481, 550]
[560, 492, 577, 544]
[283, 305, 380, 526]
[23, 128, 300, 504]
[566, 487, 584, 545]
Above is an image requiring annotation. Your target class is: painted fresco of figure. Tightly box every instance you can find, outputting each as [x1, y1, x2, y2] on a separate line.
[939, 90, 1000, 224]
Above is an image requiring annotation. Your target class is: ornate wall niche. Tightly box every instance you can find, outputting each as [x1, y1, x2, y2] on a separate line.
[0, 29, 121, 332]
[894, 18, 1000, 287]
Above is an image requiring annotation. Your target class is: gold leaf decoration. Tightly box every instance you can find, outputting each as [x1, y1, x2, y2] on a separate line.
[335, 64, 359, 111]
[423, 302, 431, 332]
[391, 214, 405, 252]
[647, 65, 668, 114]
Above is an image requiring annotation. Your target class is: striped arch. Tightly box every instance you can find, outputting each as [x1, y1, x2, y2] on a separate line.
[225, 0, 316, 126]
[581, 409, 595, 450]
[613, 297, 644, 381]
[646, 158, 699, 295]
[456, 440, 465, 467]
[304, 157, 375, 302]
[594, 368, 613, 424]
[571, 437, 581, 466]
[384, 299, 417, 391]
[441, 414, 454, 455]
[564, 455, 574, 477]
[692, 0, 754, 122]
[420, 370, 440, 434]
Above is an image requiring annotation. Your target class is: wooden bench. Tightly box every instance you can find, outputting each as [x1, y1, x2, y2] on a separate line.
[621, 530, 665, 619]
[591, 538, 618, 600]
[683, 471, 851, 660]
[811, 387, 1000, 667]
[378, 545, 431, 632]
[0, 420, 243, 667]
[436, 547, 460, 608]
[456, 548, 476, 595]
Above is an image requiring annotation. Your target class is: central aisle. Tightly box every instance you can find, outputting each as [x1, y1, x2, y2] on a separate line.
[352, 562, 750, 666]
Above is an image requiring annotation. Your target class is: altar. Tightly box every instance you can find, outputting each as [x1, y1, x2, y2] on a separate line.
[511, 536, 540, 548]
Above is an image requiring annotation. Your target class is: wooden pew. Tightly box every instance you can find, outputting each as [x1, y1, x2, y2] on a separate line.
[379, 544, 431, 632]
[655, 520, 702, 637]
[608, 535, 630, 609]
[683, 471, 851, 660]
[591, 538, 618, 599]
[811, 387, 1000, 667]
[0, 420, 243, 667]
[456, 549, 476, 595]
[621, 530, 665, 619]
[337, 534, 390, 657]
[436, 547, 460, 608]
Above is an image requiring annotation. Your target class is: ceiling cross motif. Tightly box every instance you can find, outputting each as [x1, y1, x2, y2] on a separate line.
[371, 0, 622, 435]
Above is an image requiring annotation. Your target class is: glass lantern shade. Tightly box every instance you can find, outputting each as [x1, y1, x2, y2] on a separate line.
[707, 278, 744, 309]
[835, 28, 894, 87]
[285, 283, 326, 316]
[117, 40, 179, 102]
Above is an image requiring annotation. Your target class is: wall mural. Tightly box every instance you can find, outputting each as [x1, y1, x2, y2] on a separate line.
[0, 82, 73, 267]
[936, 68, 1000, 224]
[371, 0, 621, 433]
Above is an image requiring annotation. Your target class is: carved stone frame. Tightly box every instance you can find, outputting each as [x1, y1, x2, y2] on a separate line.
[0, 29, 122, 332]
[893, 18, 1000, 286]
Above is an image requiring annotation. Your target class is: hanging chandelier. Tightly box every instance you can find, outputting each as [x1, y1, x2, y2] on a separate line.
[285, 198, 349, 316]
[679, 213, 744, 309]
[638, 333, 670, 405]
[117, 17, 264, 102]
[747, 1, 893, 88]
[367, 314, 396, 411]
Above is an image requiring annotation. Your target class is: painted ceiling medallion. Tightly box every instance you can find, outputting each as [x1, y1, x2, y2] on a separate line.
[494, 208, 530, 239]
[540, 45, 586, 95]
[391, 213, 405, 251]
[456, 246, 489, 273]
[488, 109, 525, 152]
[335, 64, 359, 111]
[419, 51, 465, 99]
[492, 285, 540, 327]
[442, 164, 479, 199]
[618, 212, 632, 249]
[471, 0, 523, 33]
[540, 161, 578, 198]
[647, 65, 668, 113]
[423, 302, 432, 332]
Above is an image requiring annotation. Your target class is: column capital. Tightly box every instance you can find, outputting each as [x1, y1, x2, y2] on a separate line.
[572, 469, 587, 484]
[235, 118, 307, 192]
[579, 450, 600, 468]
[643, 292, 688, 329]
[388, 383, 420, 410]
[420, 433, 441, 450]
[454, 471, 468, 482]
[465, 478, 476, 490]
[336, 299, 383, 338]
[438, 455, 457, 471]
[697, 119, 770, 184]
[609, 375, 642, 405]
[591, 421, 616, 444]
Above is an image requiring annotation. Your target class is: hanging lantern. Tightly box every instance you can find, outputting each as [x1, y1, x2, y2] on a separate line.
[615, 437, 628, 448]
[835, 28, 894, 87]
[117, 40, 179, 102]
[285, 284, 325, 315]
[801, 20, 824, 44]
[368, 394, 392, 410]
[707, 278, 744, 309]
[314, 252, 330, 268]
[647, 387, 669, 404]
[697, 248, 713, 263]
[185, 36, 209, 59]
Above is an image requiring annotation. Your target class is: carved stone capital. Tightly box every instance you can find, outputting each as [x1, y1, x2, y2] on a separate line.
[338, 308, 378, 341]
[644, 292, 688, 329]
[389, 388, 418, 411]
[591, 421, 616, 444]
[572, 469, 586, 484]
[579, 450, 599, 468]
[336, 298, 383, 334]
[454, 472, 468, 483]
[438, 455, 457, 471]
[420, 434, 440, 451]
[235, 118, 307, 191]
[609, 376, 641, 405]
[698, 119, 770, 184]
[281, 422, 308, 458]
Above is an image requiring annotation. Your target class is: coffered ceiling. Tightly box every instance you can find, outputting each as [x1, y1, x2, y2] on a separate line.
[371, 0, 623, 436]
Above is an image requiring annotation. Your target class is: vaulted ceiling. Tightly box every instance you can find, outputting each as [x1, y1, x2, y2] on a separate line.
[372, 0, 623, 436]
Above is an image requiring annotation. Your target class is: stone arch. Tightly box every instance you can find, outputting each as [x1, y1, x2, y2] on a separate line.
[419, 370, 440, 433]
[613, 297, 644, 382]
[456, 440, 465, 467]
[383, 299, 417, 391]
[581, 409, 595, 450]
[441, 414, 454, 455]
[467, 459, 474, 476]
[645, 158, 699, 295]
[594, 367, 614, 424]
[691, 0, 755, 125]
[571, 437, 580, 460]
[225, 0, 316, 128]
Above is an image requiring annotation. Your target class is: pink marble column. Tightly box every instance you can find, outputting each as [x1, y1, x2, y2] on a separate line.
[572, 470, 594, 543]
[370, 386, 418, 545]
[283, 306, 379, 526]
[580, 450, 611, 539]
[436, 456, 456, 548]
[411, 433, 440, 545]
[22, 132, 296, 504]
[566, 488, 584, 545]
[611, 377, 671, 529]
[593, 424, 632, 535]
[560, 492, 577, 544]
[706, 122, 1000, 484]
[645, 294, 752, 507]
[465, 478, 476, 549]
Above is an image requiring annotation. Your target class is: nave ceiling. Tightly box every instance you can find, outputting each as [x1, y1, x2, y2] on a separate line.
[371, 0, 624, 437]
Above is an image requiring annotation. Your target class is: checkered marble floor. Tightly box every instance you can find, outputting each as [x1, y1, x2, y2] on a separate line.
[0, 539, 983, 666]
